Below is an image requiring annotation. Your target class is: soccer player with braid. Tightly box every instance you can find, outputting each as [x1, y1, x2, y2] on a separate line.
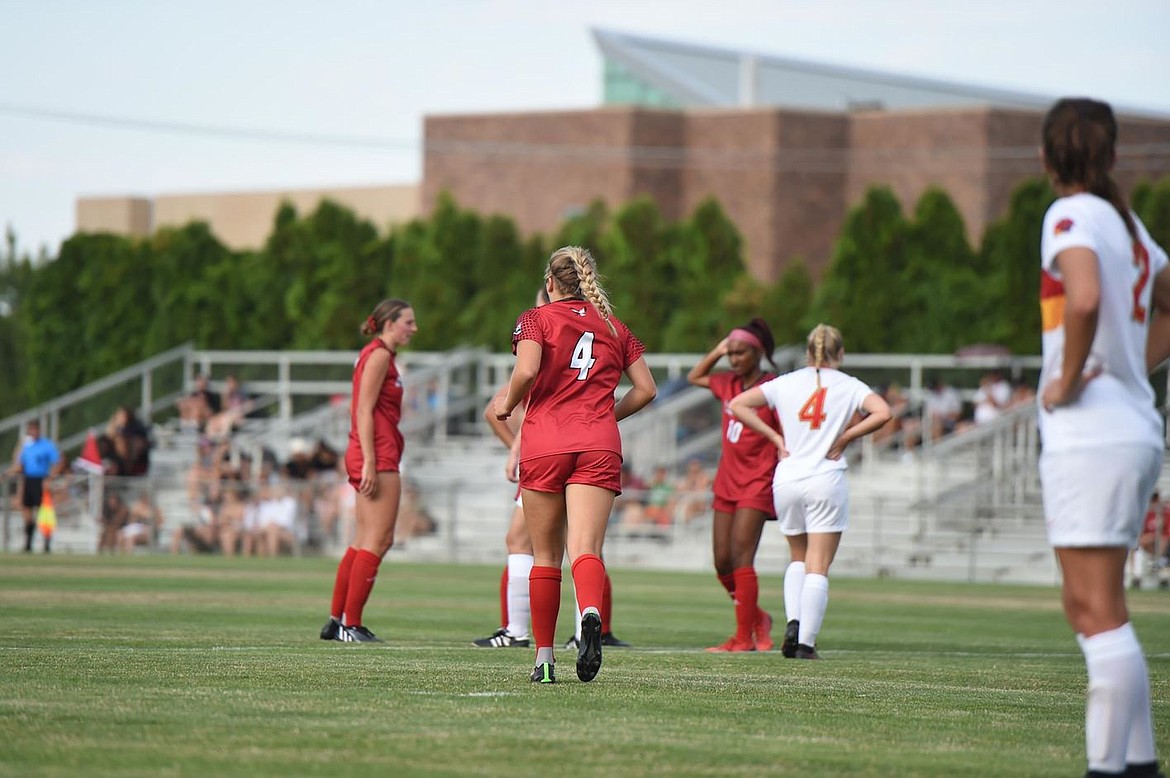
[320, 299, 417, 643]
[730, 324, 889, 659]
[1037, 98, 1167, 778]
[688, 319, 781, 652]
[495, 246, 656, 683]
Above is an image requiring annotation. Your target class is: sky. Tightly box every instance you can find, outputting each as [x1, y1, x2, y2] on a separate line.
[2, 0, 1169, 257]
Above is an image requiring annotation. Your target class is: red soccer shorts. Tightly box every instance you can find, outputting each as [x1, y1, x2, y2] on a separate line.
[520, 450, 622, 495]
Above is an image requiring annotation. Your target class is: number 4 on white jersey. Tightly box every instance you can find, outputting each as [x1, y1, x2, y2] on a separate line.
[571, 331, 597, 380]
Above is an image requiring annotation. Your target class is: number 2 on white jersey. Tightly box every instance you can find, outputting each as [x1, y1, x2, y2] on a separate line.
[1133, 241, 1151, 323]
[570, 331, 597, 380]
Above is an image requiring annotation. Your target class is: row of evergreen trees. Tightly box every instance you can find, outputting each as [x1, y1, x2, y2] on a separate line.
[1, 177, 1168, 419]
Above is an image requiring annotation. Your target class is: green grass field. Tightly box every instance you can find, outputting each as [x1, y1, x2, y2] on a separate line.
[1, 554, 1167, 777]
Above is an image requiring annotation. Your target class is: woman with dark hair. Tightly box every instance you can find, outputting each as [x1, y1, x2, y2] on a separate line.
[687, 318, 781, 652]
[1037, 97, 1168, 778]
[320, 298, 417, 643]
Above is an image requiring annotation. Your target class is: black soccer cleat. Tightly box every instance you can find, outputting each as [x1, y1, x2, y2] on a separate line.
[781, 619, 800, 658]
[472, 628, 530, 648]
[530, 662, 556, 684]
[563, 634, 579, 650]
[794, 643, 820, 660]
[576, 611, 603, 682]
[320, 617, 342, 641]
[600, 632, 631, 647]
[340, 625, 383, 643]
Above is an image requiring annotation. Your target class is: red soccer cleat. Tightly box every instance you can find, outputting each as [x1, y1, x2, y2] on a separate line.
[754, 609, 774, 652]
[705, 636, 756, 653]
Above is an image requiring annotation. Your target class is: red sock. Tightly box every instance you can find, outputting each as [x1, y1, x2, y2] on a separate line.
[343, 549, 382, 627]
[330, 547, 358, 620]
[601, 572, 613, 633]
[570, 554, 606, 617]
[499, 564, 509, 629]
[529, 566, 562, 649]
[732, 567, 759, 644]
[718, 572, 736, 599]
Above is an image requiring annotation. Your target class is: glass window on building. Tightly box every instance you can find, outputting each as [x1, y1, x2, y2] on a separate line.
[603, 60, 682, 108]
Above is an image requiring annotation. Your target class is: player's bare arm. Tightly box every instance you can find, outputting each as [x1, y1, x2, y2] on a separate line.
[827, 392, 891, 461]
[497, 340, 540, 420]
[615, 357, 657, 422]
[1042, 247, 1101, 411]
[729, 388, 786, 454]
[1146, 265, 1170, 372]
[686, 338, 729, 389]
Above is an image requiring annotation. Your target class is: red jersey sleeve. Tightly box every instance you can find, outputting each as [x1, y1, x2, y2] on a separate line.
[707, 372, 733, 403]
[512, 308, 543, 355]
[620, 322, 646, 368]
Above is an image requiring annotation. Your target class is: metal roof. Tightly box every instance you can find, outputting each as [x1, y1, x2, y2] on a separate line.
[593, 28, 1062, 113]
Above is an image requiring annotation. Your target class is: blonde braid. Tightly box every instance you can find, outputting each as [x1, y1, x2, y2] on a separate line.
[807, 323, 844, 388]
[566, 247, 617, 336]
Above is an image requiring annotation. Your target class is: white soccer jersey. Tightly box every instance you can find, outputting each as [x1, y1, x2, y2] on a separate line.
[1039, 193, 1168, 453]
[758, 366, 876, 484]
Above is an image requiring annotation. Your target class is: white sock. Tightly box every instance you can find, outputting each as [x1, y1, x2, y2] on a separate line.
[573, 587, 582, 640]
[797, 574, 829, 647]
[1078, 623, 1155, 772]
[505, 553, 533, 638]
[784, 561, 806, 623]
[1132, 549, 1147, 580]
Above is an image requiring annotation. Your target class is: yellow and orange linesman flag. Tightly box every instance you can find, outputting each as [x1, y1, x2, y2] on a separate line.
[37, 490, 57, 538]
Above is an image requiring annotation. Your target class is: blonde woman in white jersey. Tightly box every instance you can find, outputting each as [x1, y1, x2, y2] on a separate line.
[1038, 98, 1168, 778]
[729, 324, 890, 659]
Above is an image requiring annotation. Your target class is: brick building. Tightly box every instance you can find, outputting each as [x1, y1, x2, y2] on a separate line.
[422, 30, 1170, 281]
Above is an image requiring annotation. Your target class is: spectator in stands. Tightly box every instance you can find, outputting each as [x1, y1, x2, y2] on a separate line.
[1009, 376, 1037, 409]
[613, 464, 649, 530]
[973, 370, 1012, 424]
[674, 458, 713, 526]
[1131, 491, 1170, 590]
[100, 406, 152, 476]
[254, 483, 298, 556]
[872, 384, 909, 448]
[924, 376, 963, 440]
[6, 419, 62, 553]
[394, 479, 437, 544]
[176, 373, 221, 432]
[170, 483, 221, 555]
[118, 490, 163, 554]
[643, 466, 677, 530]
[310, 438, 340, 475]
[216, 484, 248, 557]
[185, 436, 231, 518]
[205, 374, 253, 440]
[283, 437, 315, 480]
[98, 488, 130, 553]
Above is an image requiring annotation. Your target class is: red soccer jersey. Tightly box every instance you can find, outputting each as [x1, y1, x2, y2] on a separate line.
[345, 339, 405, 475]
[511, 299, 645, 462]
[708, 372, 780, 502]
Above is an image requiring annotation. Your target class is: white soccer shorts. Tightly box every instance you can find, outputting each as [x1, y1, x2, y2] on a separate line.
[773, 469, 848, 536]
[1040, 444, 1162, 548]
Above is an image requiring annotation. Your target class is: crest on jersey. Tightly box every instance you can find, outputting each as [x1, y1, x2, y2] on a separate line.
[570, 307, 587, 317]
[1054, 218, 1074, 235]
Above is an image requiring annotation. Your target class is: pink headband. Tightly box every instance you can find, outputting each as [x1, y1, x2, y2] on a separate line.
[727, 328, 763, 352]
